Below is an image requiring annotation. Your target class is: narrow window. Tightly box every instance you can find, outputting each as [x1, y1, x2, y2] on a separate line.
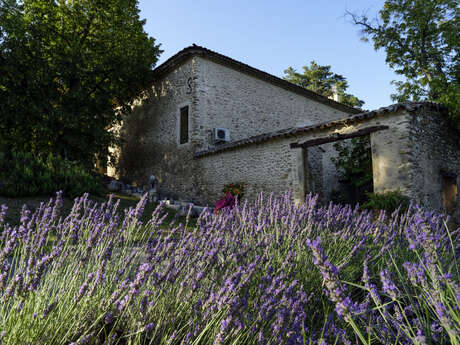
[179, 106, 189, 144]
[442, 174, 457, 215]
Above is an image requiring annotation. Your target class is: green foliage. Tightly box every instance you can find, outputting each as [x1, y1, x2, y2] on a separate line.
[331, 136, 373, 205]
[283, 60, 369, 204]
[0, 151, 104, 197]
[283, 60, 371, 205]
[363, 190, 410, 213]
[348, 0, 460, 139]
[222, 182, 245, 198]
[0, 0, 162, 167]
[284, 61, 365, 108]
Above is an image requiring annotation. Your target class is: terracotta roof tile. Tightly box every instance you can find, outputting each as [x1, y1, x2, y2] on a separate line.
[194, 102, 446, 158]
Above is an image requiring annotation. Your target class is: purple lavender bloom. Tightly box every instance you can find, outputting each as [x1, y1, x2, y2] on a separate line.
[379, 269, 398, 300]
[403, 262, 425, 285]
[145, 322, 155, 331]
[307, 236, 357, 321]
[0, 191, 457, 344]
[105, 311, 114, 324]
[41, 300, 58, 319]
[70, 333, 92, 345]
[0, 205, 7, 227]
[75, 273, 95, 303]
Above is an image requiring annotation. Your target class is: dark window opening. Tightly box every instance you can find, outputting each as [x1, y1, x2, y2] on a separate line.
[442, 174, 457, 215]
[179, 106, 189, 144]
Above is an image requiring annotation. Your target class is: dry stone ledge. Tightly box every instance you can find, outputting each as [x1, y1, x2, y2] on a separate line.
[162, 199, 207, 217]
[104, 177, 207, 218]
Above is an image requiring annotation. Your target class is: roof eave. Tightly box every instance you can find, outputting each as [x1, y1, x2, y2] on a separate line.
[193, 101, 446, 158]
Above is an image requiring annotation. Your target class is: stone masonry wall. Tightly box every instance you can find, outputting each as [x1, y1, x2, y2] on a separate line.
[303, 146, 324, 200]
[196, 137, 342, 206]
[195, 110, 414, 206]
[197, 139, 298, 206]
[407, 108, 460, 222]
[114, 54, 354, 205]
[115, 57, 201, 203]
[189, 56, 350, 204]
[369, 110, 413, 195]
[192, 56, 350, 151]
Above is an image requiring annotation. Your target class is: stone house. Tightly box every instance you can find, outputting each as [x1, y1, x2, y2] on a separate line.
[110, 45, 460, 222]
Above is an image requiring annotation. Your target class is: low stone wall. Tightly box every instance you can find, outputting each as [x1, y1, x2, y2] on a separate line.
[196, 138, 299, 206]
[195, 131, 343, 206]
[407, 108, 460, 222]
[193, 110, 415, 206]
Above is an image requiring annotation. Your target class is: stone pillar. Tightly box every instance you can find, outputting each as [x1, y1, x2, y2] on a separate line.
[370, 117, 414, 197]
[293, 148, 306, 204]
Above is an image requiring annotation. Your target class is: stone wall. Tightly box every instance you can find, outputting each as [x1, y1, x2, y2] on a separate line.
[195, 136, 342, 206]
[114, 54, 353, 205]
[197, 138, 298, 205]
[369, 110, 413, 195]
[193, 110, 413, 206]
[114, 57, 201, 202]
[303, 146, 324, 200]
[189, 55, 349, 204]
[407, 108, 460, 222]
[192, 56, 350, 151]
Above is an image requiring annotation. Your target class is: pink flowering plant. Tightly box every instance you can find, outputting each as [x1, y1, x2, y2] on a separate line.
[213, 182, 245, 213]
[213, 191, 235, 214]
[0, 191, 458, 344]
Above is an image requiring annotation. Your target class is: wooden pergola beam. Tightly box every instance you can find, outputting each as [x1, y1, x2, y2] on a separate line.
[290, 125, 389, 149]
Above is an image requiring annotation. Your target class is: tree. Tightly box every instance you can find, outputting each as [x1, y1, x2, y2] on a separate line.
[347, 0, 459, 136]
[0, 0, 162, 167]
[284, 61, 371, 205]
[283, 61, 365, 108]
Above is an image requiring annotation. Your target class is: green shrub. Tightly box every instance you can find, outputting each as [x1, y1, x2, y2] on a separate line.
[222, 182, 245, 198]
[0, 151, 104, 198]
[331, 136, 373, 205]
[363, 190, 410, 213]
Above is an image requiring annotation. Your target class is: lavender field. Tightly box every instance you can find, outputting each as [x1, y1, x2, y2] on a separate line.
[0, 192, 458, 345]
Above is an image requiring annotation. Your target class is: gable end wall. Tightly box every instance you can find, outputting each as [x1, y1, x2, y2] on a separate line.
[192, 56, 351, 151]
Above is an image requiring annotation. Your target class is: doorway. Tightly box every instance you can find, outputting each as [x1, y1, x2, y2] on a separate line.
[442, 174, 457, 216]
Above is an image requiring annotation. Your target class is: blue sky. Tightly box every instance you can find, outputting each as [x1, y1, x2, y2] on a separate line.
[138, 0, 402, 110]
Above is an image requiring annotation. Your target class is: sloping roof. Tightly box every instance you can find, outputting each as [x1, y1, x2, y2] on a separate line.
[194, 102, 446, 158]
[152, 45, 361, 114]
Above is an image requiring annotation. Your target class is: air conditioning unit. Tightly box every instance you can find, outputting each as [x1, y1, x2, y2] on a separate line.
[213, 128, 230, 143]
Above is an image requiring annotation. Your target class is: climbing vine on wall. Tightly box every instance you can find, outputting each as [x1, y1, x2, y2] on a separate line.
[331, 136, 373, 205]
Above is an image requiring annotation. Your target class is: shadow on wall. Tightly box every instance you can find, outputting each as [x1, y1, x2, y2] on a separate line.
[117, 105, 156, 186]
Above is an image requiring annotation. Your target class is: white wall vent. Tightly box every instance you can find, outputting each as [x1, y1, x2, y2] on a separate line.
[213, 128, 230, 143]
